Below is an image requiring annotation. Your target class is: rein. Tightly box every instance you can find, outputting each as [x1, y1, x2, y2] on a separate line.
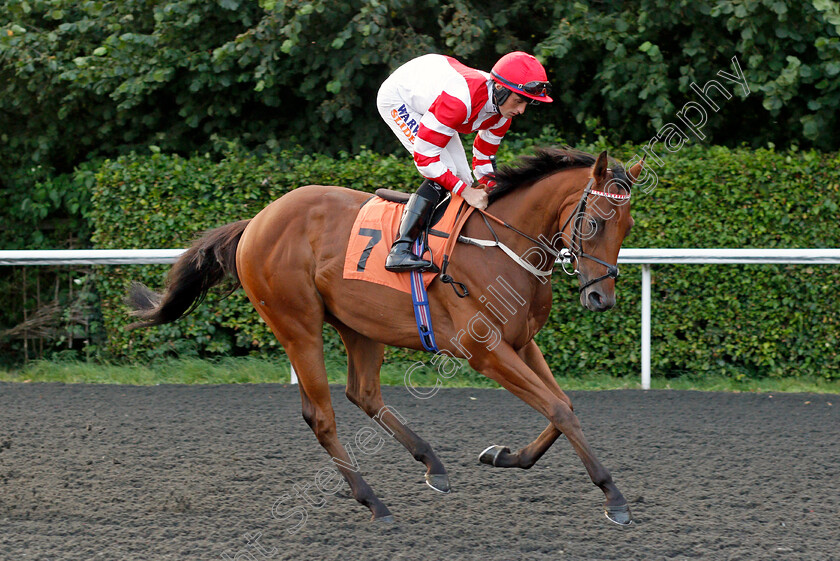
[466, 177, 630, 292]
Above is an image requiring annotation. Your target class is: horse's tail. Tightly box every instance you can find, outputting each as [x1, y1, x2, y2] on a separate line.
[126, 220, 251, 330]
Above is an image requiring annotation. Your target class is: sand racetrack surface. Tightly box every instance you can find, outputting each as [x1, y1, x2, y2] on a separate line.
[0, 382, 837, 561]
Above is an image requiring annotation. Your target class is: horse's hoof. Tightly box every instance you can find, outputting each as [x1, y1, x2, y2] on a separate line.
[604, 504, 633, 526]
[478, 445, 510, 467]
[425, 473, 451, 494]
[374, 514, 395, 523]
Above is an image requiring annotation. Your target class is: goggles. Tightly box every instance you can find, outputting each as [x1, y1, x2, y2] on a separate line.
[491, 72, 552, 104]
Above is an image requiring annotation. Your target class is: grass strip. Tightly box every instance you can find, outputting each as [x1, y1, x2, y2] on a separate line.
[1, 358, 838, 394]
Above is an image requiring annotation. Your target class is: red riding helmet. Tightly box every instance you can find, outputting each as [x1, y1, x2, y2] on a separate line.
[491, 51, 553, 105]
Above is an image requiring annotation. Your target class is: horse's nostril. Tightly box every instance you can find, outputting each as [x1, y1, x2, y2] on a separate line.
[588, 291, 604, 309]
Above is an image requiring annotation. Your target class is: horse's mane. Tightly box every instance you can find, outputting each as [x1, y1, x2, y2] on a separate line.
[488, 147, 630, 203]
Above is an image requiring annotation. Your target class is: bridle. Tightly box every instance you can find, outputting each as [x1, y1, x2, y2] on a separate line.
[556, 176, 631, 292]
[473, 174, 631, 293]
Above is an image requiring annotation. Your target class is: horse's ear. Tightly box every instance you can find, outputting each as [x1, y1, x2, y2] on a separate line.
[592, 150, 609, 182]
[627, 156, 646, 184]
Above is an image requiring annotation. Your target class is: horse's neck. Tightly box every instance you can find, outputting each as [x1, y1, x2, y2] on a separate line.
[489, 168, 587, 247]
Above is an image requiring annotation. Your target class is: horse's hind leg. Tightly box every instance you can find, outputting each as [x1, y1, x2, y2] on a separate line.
[332, 321, 450, 493]
[254, 304, 394, 521]
[480, 424, 561, 470]
[480, 340, 566, 469]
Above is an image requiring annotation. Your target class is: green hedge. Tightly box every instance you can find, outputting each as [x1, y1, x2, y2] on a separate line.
[0, 162, 100, 366]
[88, 143, 840, 380]
[3, 0, 840, 201]
[90, 145, 420, 362]
[536, 145, 840, 380]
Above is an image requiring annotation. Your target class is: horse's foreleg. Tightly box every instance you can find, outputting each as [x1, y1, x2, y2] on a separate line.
[334, 322, 450, 493]
[471, 341, 631, 525]
[480, 340, 567, 469]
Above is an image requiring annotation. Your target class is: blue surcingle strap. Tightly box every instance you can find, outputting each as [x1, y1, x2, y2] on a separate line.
[410, 238, 438, 352]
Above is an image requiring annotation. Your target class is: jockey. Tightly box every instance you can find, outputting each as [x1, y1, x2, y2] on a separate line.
[377, 51, 553, 272]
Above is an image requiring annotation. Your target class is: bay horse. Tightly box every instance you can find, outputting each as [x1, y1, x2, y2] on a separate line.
[127, 148, 642, 525]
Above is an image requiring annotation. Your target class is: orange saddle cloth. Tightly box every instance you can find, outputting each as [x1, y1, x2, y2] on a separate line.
[343, 194, 464, 294]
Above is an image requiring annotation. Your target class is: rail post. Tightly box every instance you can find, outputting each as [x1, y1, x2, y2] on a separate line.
[641, 265, 651, 390]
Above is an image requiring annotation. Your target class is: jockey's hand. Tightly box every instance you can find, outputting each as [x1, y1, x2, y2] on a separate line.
[462, 185, 489, 210]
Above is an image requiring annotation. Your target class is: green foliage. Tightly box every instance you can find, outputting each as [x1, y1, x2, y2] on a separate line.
[2, 0, 839, 200]
[4, 0, 838, 377]
[536, 143, 840, 381]
[0, 161, 98, 365]
[537, 0, 840, 150]
[0, 0, 267, 184]
[85, 143, 840, 382]
[88, 146, 421, 361]
[0, 162, 96, 250]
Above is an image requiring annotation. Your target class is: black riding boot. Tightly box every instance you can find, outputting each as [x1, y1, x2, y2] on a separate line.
[385, 180, 441, 272]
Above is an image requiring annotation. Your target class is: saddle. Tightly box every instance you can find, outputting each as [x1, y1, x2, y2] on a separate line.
[342, 190, 467, 294]
[374, 188, 451, 231]
[373, 188, 412, 203]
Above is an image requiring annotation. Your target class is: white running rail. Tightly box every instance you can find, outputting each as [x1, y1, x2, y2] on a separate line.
[3, 248, 839, 388]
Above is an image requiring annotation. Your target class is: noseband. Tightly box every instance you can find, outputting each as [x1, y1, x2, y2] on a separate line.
[557, 177, 631, 292]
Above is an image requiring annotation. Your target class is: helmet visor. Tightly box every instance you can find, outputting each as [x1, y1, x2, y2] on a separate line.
[491, 71, 553, 103]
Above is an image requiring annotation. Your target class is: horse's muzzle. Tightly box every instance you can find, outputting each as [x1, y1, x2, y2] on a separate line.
[581, 287, 615, 312]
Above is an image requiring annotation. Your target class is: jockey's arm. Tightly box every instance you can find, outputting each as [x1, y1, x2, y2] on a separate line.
[472, 118, 511, 190]
[412, 92, 490, 210]
[412, 92, 471, 195]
